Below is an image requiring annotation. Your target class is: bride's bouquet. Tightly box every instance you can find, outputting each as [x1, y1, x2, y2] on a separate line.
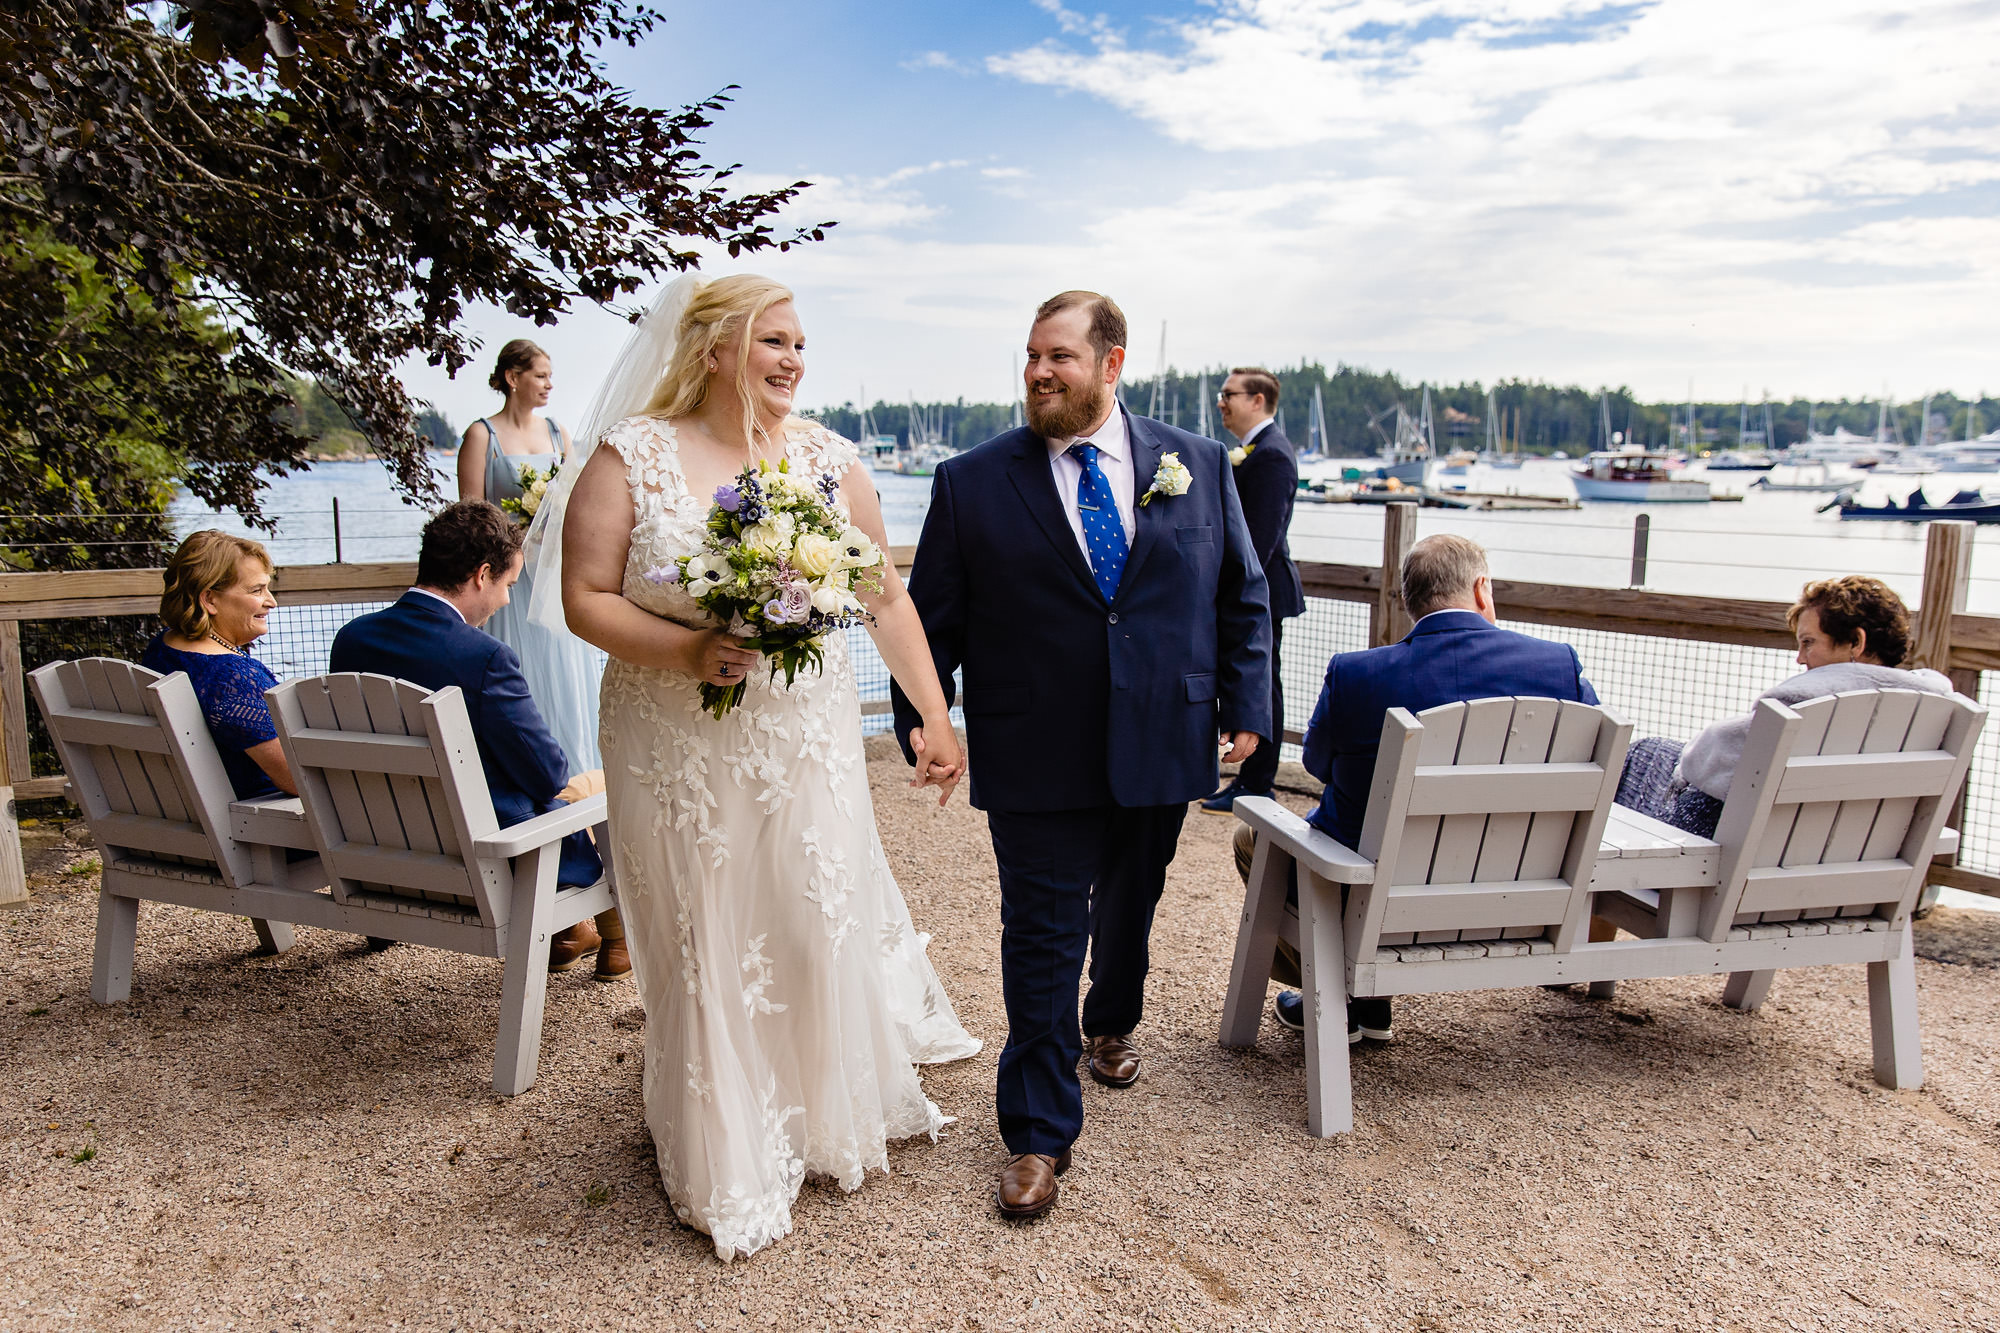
[648, 459, 884, 718]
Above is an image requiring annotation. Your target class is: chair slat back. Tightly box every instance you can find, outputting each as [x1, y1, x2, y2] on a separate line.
[269, 673, 504, 925]
[1348, 696, 1631, 960]
[1698, 689, 1985, 941]
[28, 659, 242, 882]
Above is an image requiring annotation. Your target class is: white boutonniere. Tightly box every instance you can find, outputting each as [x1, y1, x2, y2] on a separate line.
[1228, 442, 1255, 466]
[1141, 452, 1193, 507]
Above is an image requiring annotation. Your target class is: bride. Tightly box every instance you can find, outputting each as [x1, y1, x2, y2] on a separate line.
[560, 274, 980, 1260]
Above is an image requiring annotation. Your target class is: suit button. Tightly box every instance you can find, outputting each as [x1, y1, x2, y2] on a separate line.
[1107, 612, 1120, 625]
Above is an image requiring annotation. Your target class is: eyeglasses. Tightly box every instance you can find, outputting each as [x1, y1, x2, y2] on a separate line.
[1216, 390, 1251, 402]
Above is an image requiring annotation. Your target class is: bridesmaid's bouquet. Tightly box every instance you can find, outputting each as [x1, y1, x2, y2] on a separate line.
[499, 462, 556, 523]
[647, 459, 884, 718]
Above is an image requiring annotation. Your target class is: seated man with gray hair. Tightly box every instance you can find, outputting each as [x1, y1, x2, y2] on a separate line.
[1234, 533, 1600, 1040]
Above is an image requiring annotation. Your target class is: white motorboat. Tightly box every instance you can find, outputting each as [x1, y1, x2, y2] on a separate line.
[1571, 450, 1712, 502]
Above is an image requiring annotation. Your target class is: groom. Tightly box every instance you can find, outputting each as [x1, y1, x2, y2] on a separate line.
[893, 290, 1272, 1219]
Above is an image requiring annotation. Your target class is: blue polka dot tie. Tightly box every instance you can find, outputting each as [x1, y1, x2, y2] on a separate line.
[1067, 442, 1128, 601]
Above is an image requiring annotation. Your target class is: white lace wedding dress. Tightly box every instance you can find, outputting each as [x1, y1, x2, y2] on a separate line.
[597, 414, 980, 1261]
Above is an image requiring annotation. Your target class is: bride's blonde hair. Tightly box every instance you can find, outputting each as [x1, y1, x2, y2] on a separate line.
[641, 274, 802, 448]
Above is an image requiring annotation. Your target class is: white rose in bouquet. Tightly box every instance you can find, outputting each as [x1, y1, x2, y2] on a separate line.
[791, 533, 840, 578]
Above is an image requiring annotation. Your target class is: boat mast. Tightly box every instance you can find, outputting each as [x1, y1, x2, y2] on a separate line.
[1197, 373, 1211, 440]
[1148, 322, 1167, 420]
[1311, 383, 1327, 455]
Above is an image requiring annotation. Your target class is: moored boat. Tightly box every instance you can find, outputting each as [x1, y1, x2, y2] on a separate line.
[1571, 450, 1711, 503]
[1825, 486, 2000, 523]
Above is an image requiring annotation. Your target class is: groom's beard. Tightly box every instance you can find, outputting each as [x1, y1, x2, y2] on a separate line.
[1025, 373, 1112, 442]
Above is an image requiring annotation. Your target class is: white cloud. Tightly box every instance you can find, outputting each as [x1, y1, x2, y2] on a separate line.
[900, 50, 969, 74]
[403, 2, 2000, 430]
[969, 0, 2000, 399]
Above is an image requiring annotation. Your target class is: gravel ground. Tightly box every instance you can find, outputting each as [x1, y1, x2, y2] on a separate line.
[5, 749, 2000, 1332]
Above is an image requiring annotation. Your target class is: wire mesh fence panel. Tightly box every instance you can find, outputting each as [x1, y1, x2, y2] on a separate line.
[1968, 674, 2000, 874]
[1275, 598, 1373, 761]
[1500, 620, 1801, 746]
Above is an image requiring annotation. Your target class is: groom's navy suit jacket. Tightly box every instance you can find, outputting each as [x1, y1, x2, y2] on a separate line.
[329, 593, 601, 886]
[892, 409, 1274, 811]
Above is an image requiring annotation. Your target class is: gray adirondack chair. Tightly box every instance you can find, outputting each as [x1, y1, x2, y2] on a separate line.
[1594, 687, 1985, 1089]
[29, 658, 319, 1005]
[1223, 689, 1983, 1137]
[1220, 696, 1632, 1136]
[265, 672, 616, 1095]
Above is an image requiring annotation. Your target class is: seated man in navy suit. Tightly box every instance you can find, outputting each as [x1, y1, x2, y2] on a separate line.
[329, 501, 622, 977]
[1234, 533, 1600, 1040]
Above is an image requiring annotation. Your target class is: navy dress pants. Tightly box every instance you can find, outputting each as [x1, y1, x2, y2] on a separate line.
[985, 803, 1189, 1156]
[1236, 619, 1285, 793]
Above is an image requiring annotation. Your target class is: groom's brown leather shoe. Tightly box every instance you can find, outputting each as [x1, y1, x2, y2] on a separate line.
[995, 1148, 1071, 1220]
[1086, 1033, 1141, 1088]
[548, 921, 601, 971]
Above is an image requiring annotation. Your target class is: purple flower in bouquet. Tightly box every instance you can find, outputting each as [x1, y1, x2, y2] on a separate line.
[764, 582, 812, 625]
[714, 484, 743, 513]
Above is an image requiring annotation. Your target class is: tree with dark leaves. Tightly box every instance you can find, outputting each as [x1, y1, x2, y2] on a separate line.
[2, 0, 828, 535]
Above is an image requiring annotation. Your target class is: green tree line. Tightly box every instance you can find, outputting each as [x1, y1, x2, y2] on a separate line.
[809, 365, 1997, 458]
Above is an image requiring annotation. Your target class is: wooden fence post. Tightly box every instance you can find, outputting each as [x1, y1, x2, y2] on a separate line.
[1629, 513, 1650, 588]
[0, 621, 27, 905]
[1372, 501, 1418, 648]
[1913, 520, 1972, 675]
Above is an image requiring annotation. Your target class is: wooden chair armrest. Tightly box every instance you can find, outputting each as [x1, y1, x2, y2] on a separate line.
[228, 794, 315, 851]
[1233, 796, 1376, 885]
[1935, 827, 1960, 859]
[473, 792, 609, 860]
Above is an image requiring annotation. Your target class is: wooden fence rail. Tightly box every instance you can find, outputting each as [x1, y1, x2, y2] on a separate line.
[3, 523, 1995, 902]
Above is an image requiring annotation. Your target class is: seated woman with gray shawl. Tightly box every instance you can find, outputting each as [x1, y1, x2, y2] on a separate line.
[1616, 575, 1952, 837]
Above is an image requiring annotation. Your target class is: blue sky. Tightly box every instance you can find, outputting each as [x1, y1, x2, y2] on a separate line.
[405, 0, 2000, 433]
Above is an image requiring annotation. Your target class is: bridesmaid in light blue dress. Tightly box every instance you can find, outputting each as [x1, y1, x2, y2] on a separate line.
[458, 339, 605, 773]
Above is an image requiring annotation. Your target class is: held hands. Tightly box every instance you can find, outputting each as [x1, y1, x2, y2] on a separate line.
[1220, 731, 1260, 765]
[688, 627, 761, 688]
[908, 723, 966, 807]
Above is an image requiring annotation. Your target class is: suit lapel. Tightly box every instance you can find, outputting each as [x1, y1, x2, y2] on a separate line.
[1006, 435, 1104, 603]
[1117, 409, 1169, 597]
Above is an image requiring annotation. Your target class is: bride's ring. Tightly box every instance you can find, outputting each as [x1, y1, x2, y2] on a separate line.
[718, 664, 731, 678]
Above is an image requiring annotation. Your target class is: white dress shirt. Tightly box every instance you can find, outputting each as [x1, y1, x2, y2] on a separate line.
[1236, 416, 1275, 448]
[1046, 405, 1137, 556]
[407, 586, 467, 623]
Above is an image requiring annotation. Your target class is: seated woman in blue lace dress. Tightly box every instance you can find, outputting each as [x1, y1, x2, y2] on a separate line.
[1616, 575, 1952, 837]
[139, 531, 293, 799]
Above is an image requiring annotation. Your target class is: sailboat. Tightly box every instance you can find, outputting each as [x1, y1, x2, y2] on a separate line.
[860, 386, 900, 471]
[1301, 383, 1327, 462]
[1478, 389, 1521, 468]
[1367, 396, 1433, 486]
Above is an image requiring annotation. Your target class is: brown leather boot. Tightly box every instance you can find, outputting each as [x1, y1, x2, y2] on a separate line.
[548, 920, 601, 972]
[995, 1148, 1071, 1220]
[593, 909, 631, 982]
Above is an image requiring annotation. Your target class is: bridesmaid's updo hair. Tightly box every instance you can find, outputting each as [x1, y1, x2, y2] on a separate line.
[489, 339, 548, 395]
[160, 530, 273, 640]
[641, 275, 799, 448]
